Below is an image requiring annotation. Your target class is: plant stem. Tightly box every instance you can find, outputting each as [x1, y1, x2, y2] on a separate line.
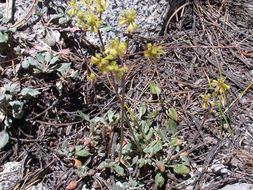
[98, 29, 105, 51]
[118, 33, 132, 162]
[118, 73, 126, 162]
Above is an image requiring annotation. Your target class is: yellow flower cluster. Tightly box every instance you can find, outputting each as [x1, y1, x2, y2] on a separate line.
[201, 77, 230, 109]
[211, 78, 230, 95]
[118, 10, 138, 33]
[67, 1, 139, 79]
[91, 38, 127, 78]
[144, 43, 164, 60]
[68, 0, 106, 32]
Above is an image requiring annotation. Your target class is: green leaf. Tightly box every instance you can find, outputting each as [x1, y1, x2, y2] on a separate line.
[21, 88, 40, 97]
[78, 111, 90, 121]
[97, 160, 110, 169]
[138, 158, 145, 168]
[145, 111, 159, 120]
[112, 163, 124, 176]
[4, 82, 20, 95]
[8, 27, 17, 32]
[166, 119, 177, 134]
[49, 55, 59, 65]
[107, 110, 115, 123]
[0, 32, 8, 43]
[58, 140, 69, 156]
[143, 140, 162, 156]
[155, 173, 165, 187]
[138, 103, 146, 118]
[172, 164, 190, 175]
[152, 141, 163, 155]
[0, 130, 9, 149]
[143, 121, 151, 134]
[91, 117, 106, 125]
[75, 146, 90, 157]
[110, 184, 125, 190]
[168, 107, 178, 121]
[21, 57, 39, 69]
[149, 82, 161, 96]
[128, 176, 138, 187]
[59, 17, 69, 24]
[44, 52, 52, 63]
[36, 53, 45, 63]
[132, 156, 139, 165]
[101, 24, 112, 32]
[75, 165, 88, 177]
[56, 63, 71, 74]
[145, 127, 154, 141]
[156, 128, 168, 141]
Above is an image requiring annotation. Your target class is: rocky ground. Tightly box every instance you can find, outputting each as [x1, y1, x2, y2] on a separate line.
[0, 0, 253, 189]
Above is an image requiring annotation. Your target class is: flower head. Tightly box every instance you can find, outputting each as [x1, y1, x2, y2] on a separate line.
[105, 38, 127, 58]
[200, 93, 211, 109]
[94, 0, 106, 13]
[211, 77, 230, 94]
[144, 43, 164, 60]
[118, 10, 137, 33]
[85, 12, 101, 32]
[68, 0, 78, 16]
[90, 52, 127, 78]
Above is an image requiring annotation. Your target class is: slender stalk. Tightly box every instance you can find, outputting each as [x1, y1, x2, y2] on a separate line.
[98, 29, 105, 51]
[224, 81, 253, 114]
[118, 74, 126, 161]
[118, 32, 131, 161]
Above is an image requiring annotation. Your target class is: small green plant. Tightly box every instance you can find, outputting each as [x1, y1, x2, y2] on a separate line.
[144, 43, 164, 61]
[78, 104, 190, 187]
[66, 1, 177, 187]
[21, 52, 69, 74]
[68, 0, 139, 162]
[122, 104, 190, 187]
[58, 140, 91, 158]
[200, 76, 230, 110]
[97, 159, 125, 176]
[200, 75, 230, 127]
[0, 82, 40, 149]
[0, 24, 16, 44]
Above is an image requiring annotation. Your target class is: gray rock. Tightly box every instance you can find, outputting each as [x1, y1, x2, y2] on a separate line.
[84, 0, 171, 45]
[0, 162, 49, 190]
[220, 183, 253, 190]
[0, 162, 22, 190]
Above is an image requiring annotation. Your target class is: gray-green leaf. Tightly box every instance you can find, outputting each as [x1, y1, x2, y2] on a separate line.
[166, 119, 177, 134]
[0, 32, 8, 43]
[155, 173, 165, 187]
[138, 103, 146, 118]
[168, 107, 178, 121]
[56, 63, 71, 74]
[75, 146, 90, 157]
[173, 164, 190, 175]
[112, 164, 124, 176]
[0, 130, 9, 149]
[149, 82, 161, 96]
[21, 88, 40, 97]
